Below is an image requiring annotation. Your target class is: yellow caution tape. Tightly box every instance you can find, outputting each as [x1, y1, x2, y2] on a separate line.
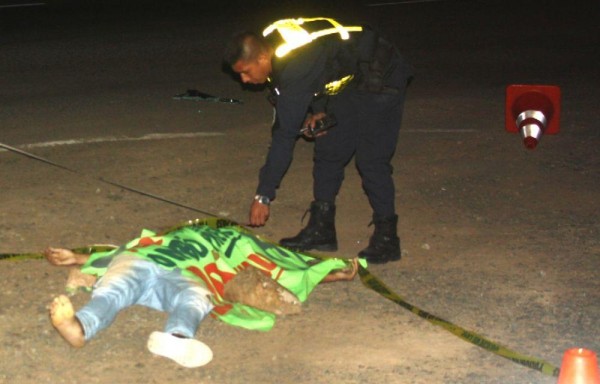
[358, 265, 560, 377]
[0, 217, 560, 377]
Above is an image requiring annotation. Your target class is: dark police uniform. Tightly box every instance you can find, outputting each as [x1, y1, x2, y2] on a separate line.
[256, 23, 412, 220]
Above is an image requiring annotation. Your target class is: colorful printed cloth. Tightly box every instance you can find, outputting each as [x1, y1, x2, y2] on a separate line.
[81, 219, 352, 331]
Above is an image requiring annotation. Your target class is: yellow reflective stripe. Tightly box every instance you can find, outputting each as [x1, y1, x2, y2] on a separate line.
[309, 26, 363, 41]
[323, 74, 354, 95]
[263, 17, 362, 58]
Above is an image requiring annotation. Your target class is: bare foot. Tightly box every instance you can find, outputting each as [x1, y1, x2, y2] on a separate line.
[49, 295, 85, 348]
[44, 247, 89, 266]
[321, 258, 359, 283]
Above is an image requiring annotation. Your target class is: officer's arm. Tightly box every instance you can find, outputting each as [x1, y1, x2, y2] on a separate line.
[256, 91, 313, 200]
[255, 45, 327, 199]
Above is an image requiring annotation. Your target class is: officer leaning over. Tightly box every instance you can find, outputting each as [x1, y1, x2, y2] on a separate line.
[223, 17, 413, 264]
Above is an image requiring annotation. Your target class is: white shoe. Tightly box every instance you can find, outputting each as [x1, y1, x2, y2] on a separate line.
[147, 331, 213, 368]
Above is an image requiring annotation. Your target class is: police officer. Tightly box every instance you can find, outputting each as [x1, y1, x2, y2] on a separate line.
[224, 18, 412, 264]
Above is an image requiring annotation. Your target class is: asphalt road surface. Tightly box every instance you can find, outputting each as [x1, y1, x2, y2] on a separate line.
[1, 1, 598, 383]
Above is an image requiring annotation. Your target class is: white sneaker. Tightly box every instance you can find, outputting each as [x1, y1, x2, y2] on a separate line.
[147, 331, 213, 368]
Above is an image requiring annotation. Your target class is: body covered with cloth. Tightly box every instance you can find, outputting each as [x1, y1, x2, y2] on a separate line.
[76, 219, 357, 331]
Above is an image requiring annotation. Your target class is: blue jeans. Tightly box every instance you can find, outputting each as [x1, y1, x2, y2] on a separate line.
[76, 254, 213, 341]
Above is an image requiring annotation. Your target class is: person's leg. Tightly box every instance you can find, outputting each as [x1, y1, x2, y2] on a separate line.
[279, 93, 358, 251]
[144, 270, 214, 368]
[49, 295, 85, 347]
[74, 255, 156, 341]
[355, 92, 404, 218]
[158, 271, 213, 338]
[312, 93, 359, 203]
[355, 91, 405, 263]
[49, 254, 155, 347]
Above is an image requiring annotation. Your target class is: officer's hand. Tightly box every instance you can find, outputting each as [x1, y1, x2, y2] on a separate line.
[302, 112, 329, 138]
[249, 199, 270, 227]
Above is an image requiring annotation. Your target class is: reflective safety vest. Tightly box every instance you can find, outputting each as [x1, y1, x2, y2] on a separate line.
[262, 17, 363, 58]
[263, 18, 364, 95]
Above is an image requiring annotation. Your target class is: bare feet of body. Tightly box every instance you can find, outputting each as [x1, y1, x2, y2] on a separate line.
[49, 295, 85, 348]
[44, 247, 89, 266]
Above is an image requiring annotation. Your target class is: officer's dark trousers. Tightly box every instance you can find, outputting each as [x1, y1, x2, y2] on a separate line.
[313, 88, 406, 219]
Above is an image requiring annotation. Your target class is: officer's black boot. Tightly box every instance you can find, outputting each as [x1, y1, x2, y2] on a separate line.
[279, 201, 338, 252]
[358, 214, 401, 264]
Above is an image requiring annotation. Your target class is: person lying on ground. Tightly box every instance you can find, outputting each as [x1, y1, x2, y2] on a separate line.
[46, 247, 215, 368]
[44, 223, 358, 368]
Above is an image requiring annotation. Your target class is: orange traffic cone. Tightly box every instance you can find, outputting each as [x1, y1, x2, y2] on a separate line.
[505, 84, 561, 149]
[557, 348, 600, 384]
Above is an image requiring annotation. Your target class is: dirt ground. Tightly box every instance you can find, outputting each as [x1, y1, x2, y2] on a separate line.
[1, 1, 599, 383]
